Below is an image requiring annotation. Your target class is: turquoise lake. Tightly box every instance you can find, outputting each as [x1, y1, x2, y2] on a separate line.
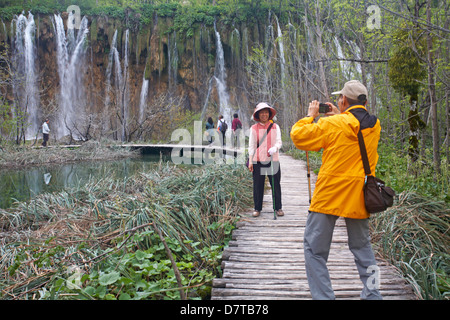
[0, 155, 165, 209]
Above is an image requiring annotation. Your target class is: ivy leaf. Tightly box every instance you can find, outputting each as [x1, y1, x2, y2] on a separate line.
[99, 271, 120, 286]
[119, 293, 131, 300]
[135, 250, 153, 261]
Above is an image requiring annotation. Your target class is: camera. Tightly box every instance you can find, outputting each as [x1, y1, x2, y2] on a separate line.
[319, 103, 331, 113]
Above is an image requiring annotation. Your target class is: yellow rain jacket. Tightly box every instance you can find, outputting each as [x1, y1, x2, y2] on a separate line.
[290, 105, 381, 219]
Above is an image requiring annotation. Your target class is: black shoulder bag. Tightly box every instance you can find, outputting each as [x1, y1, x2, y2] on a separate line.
[356, 129, 395, 214]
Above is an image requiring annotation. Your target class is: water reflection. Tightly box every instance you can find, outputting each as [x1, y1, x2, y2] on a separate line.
[0, 155, 165, 209]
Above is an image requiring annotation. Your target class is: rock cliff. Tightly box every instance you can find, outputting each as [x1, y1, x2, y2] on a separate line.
[1, 10, 281, 141]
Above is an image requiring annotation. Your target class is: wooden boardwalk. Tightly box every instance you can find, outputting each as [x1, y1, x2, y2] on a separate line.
[211, 153, 417, 300]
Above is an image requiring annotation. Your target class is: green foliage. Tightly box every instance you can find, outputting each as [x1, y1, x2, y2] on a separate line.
[0, 0, 285, 35]
[87, 6, 125, 19]
[370, 192, 450, 300]
[0, 162, 252, 299]
[376, 143, 449, 203]
[388, 26, 427, 100]
[155, 2, 180, 18]
[171, 5, 219, 38]
[0, 102, 14, 144]
[0, 6, 25, 20]
[23, 230, 222, 300]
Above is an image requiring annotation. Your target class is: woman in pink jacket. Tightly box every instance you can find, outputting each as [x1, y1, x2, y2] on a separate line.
[248, 103, 283, 217]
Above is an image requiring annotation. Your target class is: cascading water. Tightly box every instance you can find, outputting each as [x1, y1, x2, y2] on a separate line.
[265, 21, 274, 57]
[105, 30, 117, 109]
[213, 21, 232, 126]
[275, 15, 288, 130]
[104, 29, 130, 141]
[121, 29, 130, 141]
[53, 13, 89, 139]
[275, 15, 286, 82]
[12, 12, 40, 139]
[168, 31, 179, 93]
[139, 74, 149, 123]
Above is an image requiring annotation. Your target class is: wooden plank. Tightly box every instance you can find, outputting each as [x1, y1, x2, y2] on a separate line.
[212, 154, 418, 300]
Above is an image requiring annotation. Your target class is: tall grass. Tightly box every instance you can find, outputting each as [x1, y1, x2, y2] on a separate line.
[370, 192, 450, 300]
[0, 161, 253, 300]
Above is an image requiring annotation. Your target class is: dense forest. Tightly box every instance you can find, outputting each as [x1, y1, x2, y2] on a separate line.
[0, 0, 449, 299]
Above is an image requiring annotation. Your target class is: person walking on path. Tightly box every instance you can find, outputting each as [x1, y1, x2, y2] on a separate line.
[217, 115, 227, 146]
[231, 113, 243, 148]
[248, 103, 283, 218]
[205, 117, 215, 145]
[290, 80, 383, 300]
[42, 118, 50, 147]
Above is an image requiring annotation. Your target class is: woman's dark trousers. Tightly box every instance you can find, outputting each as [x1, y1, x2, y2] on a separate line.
[252, 161, 282, 211]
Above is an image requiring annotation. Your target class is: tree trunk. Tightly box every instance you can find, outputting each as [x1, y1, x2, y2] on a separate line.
[408, 97, 425, 163]
[426, 0, 441, 175]
[314, 0, 329, 99]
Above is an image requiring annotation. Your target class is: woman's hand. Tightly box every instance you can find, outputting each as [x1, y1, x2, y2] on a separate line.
[268, 146, 277, 156]
[248, 162, 253, 172]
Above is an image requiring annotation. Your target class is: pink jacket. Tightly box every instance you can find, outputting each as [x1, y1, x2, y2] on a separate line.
[248, 122, 282, 162]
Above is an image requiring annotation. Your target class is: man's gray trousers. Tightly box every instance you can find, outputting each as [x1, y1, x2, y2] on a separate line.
[304, 211, 383, 300]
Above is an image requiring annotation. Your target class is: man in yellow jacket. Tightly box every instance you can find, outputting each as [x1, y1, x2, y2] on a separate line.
[290, 80, 382, 300]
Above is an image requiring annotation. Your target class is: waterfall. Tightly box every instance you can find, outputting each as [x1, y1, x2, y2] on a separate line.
[275, 15, 288, 129]
[105, 29, 130, 141]
[275, 16, 286, 81]
[53, 13, 89, 139]
[265, 24, 274, 58]
[213, 22, 231, 126]
[122, 29, 130, 141]
[168, 31, 179, 93]
[105, 30, 117, 110]
[139, 75, 149, 123]
[12, 12, 40, 139]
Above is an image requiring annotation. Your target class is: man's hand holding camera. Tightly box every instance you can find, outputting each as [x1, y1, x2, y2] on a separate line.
[306, 100, 339, 119]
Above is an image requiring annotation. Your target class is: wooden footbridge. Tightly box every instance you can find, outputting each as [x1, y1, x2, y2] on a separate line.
[211, 154, 417, 300]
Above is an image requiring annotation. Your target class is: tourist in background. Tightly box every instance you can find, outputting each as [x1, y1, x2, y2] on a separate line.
[42, 118, 50, 147]
[231, 113, 242, 148]
[217, 115, 227, 146]
[205, 117, 215, 145]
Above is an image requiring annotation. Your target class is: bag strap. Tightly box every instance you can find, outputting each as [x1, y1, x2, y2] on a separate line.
[257, 123, 274, 148]
[250, 123, 274, 162]
[356, 130, 371, 176]
[348, 109, 372, 176]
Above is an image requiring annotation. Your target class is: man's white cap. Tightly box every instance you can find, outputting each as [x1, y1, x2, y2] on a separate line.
[331, 80, 368, 100]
